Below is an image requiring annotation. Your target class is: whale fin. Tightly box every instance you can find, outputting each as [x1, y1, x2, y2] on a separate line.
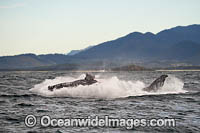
[143, 75, 168, 92]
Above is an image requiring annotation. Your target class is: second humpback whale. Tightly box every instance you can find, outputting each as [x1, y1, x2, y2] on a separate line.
[143, 75, 168, 92]
[48, 74, 168, 92]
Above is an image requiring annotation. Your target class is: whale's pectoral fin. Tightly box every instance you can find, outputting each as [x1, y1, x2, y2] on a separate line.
[48, 82, 71, 91]
[143, 75, 168, 92]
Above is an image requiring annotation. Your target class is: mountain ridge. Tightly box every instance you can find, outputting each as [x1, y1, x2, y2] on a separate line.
[0, 24, 200, 70]
[73, 24, 200, 61]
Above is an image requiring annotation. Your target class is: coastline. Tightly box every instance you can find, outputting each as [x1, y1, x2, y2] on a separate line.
[156, 69, 200, 72]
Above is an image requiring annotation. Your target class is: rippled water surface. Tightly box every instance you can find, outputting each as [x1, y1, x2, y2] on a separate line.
[0, 71, 200, 133]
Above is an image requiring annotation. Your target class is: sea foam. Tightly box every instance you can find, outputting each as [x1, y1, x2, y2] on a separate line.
[30, 74, 186, 99]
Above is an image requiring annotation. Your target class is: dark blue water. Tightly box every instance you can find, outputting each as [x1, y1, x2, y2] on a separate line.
[0, 71, 200, 133]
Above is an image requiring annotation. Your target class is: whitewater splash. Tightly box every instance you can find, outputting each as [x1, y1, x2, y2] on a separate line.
[30, 74, 186, 99]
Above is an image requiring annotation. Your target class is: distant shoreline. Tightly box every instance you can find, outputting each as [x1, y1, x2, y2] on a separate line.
[1, 69, 200, 72]
[156, 69, 200, 72]
[0, 70, 151, 72]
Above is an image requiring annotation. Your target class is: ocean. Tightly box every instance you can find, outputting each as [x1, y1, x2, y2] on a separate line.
[0, 71, 200, 133]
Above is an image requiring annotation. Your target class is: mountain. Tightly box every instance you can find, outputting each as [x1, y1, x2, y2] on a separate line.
[67, 50, 81, 56]
[0, 24, 200, 70]
[67, 45, 94, 56]
[156, 24, 200, 45]
[0, 53, 71, 69]
[72, 24, 200, 65]
[0, 54, 47, 69]
[165, 41, 200, 61]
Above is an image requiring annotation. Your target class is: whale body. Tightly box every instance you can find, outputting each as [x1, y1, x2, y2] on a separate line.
[48, 73, 97, 91]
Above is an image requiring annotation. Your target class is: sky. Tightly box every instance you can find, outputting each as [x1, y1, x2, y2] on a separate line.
[0, 0, 200, 56]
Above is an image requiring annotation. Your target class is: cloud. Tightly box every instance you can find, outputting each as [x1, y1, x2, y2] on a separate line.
[0, 3, 25, 9]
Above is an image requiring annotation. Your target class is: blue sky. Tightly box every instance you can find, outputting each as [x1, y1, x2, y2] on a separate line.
[0, 0, 200, 56]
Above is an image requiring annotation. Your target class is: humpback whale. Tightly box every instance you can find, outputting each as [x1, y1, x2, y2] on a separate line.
[48, 73, 97, 91]
[143, 75, 168, 92]
[48, 73, 168, 92]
